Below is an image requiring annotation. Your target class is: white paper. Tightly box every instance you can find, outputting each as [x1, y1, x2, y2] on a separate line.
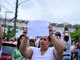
[27, 20, 49, 37]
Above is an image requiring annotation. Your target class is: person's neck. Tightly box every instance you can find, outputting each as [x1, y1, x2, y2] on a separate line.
[40, 47, 48, 52]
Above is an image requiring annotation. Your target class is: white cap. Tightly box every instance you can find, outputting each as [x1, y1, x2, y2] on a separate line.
[28, 37, 36, 40]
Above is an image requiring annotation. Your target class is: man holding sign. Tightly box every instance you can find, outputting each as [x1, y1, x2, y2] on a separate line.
[19, 20, 64, 60]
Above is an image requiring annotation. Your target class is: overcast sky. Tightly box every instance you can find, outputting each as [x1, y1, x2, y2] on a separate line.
[0, 0, 80, 25]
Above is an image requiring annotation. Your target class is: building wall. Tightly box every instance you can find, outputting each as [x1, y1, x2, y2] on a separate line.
[0, 19, 75, 38]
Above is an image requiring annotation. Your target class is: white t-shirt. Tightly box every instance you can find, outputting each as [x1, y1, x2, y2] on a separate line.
[70, 45, 75, 52]
[0, 48, 2, 59]
[31, 47, 56, 60]
[61, 35, 71, 55]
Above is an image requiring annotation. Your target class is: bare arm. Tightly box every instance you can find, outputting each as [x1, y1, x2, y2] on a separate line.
[50, 35, 64, 60]
[63, 27, 70, 36]
[19, 36, 33, 58]
[19, 28, 33, 58]
[56, 36, 67, 50]
[68, 28, 70, 36]
[49, 25, 64, 60]
[58, 39, 67, 51]
[0, 24, 3, 50]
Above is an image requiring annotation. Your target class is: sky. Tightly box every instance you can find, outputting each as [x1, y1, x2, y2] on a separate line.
[0, 0, 80, 25]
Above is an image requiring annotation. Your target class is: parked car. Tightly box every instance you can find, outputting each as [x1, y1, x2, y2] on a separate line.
[1, 41, 17, 60]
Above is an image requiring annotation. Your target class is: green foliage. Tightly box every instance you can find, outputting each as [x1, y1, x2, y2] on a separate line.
[71, 27, 80, 42]
[3, 26, 15, 41]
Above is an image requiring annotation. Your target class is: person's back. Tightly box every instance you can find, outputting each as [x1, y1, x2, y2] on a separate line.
[62, 27, 71, 60]
[31, 47, 56, 60]
[62, 37, 71, 55]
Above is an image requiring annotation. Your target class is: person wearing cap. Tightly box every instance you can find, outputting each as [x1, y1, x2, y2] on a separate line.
[0, 24, 3, 59]
[62, 27, 71, 60]
[19, 25, 64, 60]
[55, 32, 67, 51]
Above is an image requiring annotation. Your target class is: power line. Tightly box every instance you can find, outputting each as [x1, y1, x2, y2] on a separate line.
[0, 4, 11, 11]
[18, 0, 29, 6]
[4, 0, 15, 9]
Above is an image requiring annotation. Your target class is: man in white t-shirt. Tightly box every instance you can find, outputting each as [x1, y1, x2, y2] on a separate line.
[0, 24, 3, 59]
[61, 27, 71, 60]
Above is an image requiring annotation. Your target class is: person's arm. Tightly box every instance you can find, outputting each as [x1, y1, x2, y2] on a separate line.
[63, 27, 70, 36]
[50, 35, 64, 60]
[58, 39, 67, 51]
[67, 28, 70, 36]
[19, 28, 33, 58]
[62, 29, 65, 35]
[56, 36, 67, 50]
[0, 24, 3, 50]
[19, 37, 33, 58]
[72, 45, 77, 54]
[49, 25, 64, 60]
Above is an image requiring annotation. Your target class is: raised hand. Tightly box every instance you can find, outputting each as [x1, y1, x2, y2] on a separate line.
[49, 25, 53, 36]
[23, 27, 28, 36]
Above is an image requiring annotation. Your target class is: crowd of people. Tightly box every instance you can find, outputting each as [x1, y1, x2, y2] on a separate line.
[0, 23, 80, 60]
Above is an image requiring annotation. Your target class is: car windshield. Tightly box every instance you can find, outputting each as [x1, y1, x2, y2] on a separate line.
[2, 43, 16, 55]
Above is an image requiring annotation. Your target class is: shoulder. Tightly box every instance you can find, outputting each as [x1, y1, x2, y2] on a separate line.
[30, 47, 39, 50]
[49, 47, 55, 51]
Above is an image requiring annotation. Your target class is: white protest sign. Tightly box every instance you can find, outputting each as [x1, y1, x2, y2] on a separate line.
[27, 20, 49, 37]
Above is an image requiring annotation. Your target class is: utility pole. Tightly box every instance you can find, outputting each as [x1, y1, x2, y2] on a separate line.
[14, 0, 29, 37]
[14, 0, 18, 37]
[4, 11, 13, 33]
[5, 11, 7, 28]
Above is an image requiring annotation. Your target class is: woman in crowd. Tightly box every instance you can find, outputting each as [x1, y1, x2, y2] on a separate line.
[19, 25, 64, 60]
[29, 39, 35, 47]
[12, 34, 26, 60]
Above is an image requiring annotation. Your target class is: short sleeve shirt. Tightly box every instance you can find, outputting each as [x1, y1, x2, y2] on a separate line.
[31, 47, 56, 60]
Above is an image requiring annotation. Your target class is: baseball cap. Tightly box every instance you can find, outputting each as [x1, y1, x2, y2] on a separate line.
[55, 32, 61, 37]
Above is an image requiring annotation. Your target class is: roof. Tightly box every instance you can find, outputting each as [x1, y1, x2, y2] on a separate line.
[2, 41, 17, 45]
[61, 22, 71, 25]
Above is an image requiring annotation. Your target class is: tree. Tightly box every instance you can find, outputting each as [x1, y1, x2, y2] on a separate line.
[71, 26, 80, 42]
[3, 26, 15, 41]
